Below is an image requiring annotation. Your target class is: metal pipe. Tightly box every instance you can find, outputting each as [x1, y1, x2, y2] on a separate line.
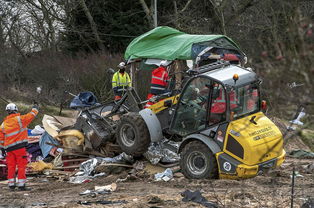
[154, 0, 157, 27]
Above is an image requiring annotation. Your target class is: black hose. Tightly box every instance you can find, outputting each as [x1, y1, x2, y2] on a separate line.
[157, 162, 179, 168]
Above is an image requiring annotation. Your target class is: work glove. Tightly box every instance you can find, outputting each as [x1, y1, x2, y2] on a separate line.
[32, 101, 39, 110]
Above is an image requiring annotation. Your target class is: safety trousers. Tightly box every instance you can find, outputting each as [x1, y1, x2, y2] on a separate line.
[6, 147, 27, 187]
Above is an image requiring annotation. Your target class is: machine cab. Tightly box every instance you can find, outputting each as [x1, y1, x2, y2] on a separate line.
[170, 65, 261, 137]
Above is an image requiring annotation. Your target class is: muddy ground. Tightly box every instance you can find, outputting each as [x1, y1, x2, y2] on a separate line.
[0, 156, 313, 208]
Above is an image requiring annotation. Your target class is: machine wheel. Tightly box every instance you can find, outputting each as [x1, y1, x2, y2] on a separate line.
[116, 112, 150, 157]
[180, 141, 218, 179]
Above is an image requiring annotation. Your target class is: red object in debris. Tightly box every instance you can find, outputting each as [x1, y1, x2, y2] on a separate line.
[82, 179, 92, 183]
[0, 159, 8, 180]
[62, 155, 88, 172]
[222, 54, 240, 62]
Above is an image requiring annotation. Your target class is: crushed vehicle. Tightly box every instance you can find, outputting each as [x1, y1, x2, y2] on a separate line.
[67, 26, 285, 179]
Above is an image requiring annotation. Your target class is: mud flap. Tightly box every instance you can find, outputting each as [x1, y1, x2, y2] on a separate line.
[139, 109, 163, 142]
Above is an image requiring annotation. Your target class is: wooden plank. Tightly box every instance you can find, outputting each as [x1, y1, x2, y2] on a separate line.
[44, 169, 75, 175]
[53, 165, 80, 170]
[46, 142, 108, 158]
[53, 163, 133, 170]
[62, 158, 89, 163]
[62, 153, 90, 158]
[93, 163, 133, 168]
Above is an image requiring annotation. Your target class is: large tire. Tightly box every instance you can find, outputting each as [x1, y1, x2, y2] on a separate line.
[116, 112, 150, 157]
[180, 141, 218, 179]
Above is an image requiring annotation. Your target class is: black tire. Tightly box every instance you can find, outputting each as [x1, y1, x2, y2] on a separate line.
[180, 141, 218, 179]
[116, 112, 151, 157]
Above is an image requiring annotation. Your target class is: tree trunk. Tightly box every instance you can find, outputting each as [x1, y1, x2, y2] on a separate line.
[78, 0, 104, 50]
[139, 0, 154, 28]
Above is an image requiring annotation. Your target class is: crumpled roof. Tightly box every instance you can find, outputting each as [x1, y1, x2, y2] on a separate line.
[124, 26, 242, 61]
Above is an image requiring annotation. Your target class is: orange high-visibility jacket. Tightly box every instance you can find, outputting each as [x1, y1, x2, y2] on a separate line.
[0, 108, 38, 152]
[150, 66, 169, 95]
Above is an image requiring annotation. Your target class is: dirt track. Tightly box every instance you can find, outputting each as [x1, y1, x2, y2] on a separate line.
[0, 157, 313, 208]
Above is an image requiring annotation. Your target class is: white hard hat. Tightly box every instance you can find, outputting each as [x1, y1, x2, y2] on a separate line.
[117, 62, 126, 69]
[6, 103, 18, 111]
[160, 60, 168, 67]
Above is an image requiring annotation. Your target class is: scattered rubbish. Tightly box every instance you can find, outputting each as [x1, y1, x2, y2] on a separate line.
[52, 153, 63, 167]
[28, 160, 53, 172]
[181, 190, 218, 208]
[288, 150, 314, 159]
[41, 179, 48, 183]
[301, 198, 314, 208]
[154, 168, 173, 182]
[31, 125, 45, 135]
[144, 139, 180, 165]
[79, 189, 110, 197]
[78, 200, 127, 205]
[290, 111, 306, 126]
[95, 183, 117, 192]
[31, 202, 47, 206]
[78, 153, 133, 177]
[301, 163, 314, 174]
[173, 172, 184, 178]
[80, 191, 96, 198]
[116, 174, 138, 183]
[69, 173, 106, 184]
[148, 195, 163, 204]
[287, 126, 296, 131]
[133, 160, 144, 171]
[26, 142, 43, 162]
[290, 171, 304, 178]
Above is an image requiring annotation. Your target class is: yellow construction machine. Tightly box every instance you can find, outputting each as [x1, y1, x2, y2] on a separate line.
[115, 61, 285, 179]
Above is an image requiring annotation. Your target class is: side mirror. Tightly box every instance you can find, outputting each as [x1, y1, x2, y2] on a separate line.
[261, 100, 267, 111]
[164, 99, 173, 108]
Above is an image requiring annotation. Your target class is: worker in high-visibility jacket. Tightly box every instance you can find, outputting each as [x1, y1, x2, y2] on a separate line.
[112, 62, 132, 100]
[145, 60, 170, 108]
[0, 103, 39, 191]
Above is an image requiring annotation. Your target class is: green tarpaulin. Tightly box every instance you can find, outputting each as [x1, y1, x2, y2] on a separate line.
[124, 26, 242, 61]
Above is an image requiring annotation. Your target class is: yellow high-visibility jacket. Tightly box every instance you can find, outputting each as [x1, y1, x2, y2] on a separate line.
[112, 72, 131, 96]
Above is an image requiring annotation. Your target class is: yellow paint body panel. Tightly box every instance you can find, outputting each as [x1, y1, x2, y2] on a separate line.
[217, 149, 286, 179]
[149, 95, 180, 114]
[224, 112, 284, 166]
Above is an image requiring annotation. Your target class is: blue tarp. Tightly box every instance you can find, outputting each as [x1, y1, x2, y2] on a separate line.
[70, 91, 98, 109]
[39, 132, 60, 158]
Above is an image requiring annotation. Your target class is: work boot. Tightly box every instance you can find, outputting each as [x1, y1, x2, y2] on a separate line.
[9, 185, 15, 191]
[18, 185, 31, 191]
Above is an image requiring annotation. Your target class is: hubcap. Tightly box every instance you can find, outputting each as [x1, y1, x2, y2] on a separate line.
[120, 124, 136, 147]
[187, 151, 207, 175]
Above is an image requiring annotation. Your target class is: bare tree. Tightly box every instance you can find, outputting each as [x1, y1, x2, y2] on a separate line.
[78, 0, 104, 50]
